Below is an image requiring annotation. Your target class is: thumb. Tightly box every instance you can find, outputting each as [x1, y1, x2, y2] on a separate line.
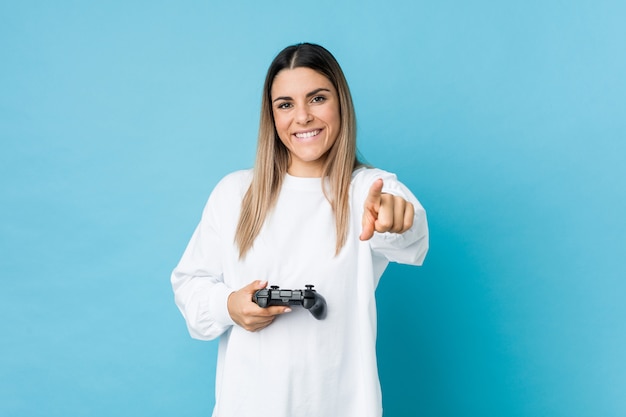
[360, 212, 375, 241]
[245, 280, 268, 294]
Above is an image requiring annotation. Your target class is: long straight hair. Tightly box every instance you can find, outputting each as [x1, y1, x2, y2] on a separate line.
[235, 43, 361, 258]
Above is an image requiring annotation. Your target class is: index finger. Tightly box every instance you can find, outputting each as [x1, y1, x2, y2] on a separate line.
[364, 179, 384, 207]
[252, 304, 292, 317]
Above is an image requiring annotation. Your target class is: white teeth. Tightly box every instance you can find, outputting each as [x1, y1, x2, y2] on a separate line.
[295, 130, 320, 139]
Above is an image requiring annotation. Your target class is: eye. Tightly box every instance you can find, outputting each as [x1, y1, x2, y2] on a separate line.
[311, 95, 326, 103]
[276, 102, 292, 110]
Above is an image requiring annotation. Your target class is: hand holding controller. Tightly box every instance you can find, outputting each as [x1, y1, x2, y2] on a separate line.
[253, 285, 327, 320]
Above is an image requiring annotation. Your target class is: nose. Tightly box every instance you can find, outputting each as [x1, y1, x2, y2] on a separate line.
[295, 105, 313, 124]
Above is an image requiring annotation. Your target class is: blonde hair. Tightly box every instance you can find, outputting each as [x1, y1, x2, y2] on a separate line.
[235, 43, 361, 258]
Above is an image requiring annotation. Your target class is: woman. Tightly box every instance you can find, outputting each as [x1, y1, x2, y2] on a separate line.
[172, 43, 428, 417]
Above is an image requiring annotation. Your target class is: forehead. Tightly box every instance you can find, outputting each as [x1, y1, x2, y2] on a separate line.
[271, 67, 336, 97]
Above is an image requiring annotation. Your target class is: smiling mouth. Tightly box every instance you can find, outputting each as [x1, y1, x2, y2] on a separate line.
[294, 129, 321, 139]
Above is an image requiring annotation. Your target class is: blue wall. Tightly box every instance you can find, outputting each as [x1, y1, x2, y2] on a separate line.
[1, 1, 624, 416]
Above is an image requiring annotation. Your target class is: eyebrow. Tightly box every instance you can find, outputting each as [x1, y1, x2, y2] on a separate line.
[272, 88, 332, 103]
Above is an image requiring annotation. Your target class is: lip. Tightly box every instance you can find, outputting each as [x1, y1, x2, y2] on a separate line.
[292, 128, 323, 140]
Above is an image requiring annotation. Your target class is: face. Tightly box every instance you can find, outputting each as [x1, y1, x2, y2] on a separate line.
[271, 67, 341, 177]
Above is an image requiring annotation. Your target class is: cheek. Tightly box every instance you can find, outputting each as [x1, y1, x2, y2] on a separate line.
[272, 113, 289, 135]
[326, 107, 341, 136]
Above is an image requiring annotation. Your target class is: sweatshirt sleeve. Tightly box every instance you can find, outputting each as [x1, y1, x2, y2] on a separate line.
[353, 167, 429, 266]
[170, 177, 239, 341]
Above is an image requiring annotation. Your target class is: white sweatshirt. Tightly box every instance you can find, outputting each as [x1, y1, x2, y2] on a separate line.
[171, 167, 428, 417]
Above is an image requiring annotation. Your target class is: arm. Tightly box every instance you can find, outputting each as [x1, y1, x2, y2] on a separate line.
[171, 210, 235, 341]
[171, 172, 291, 339]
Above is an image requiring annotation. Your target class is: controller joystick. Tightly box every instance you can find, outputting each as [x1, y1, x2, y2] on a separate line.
[253, 285, 327, 320]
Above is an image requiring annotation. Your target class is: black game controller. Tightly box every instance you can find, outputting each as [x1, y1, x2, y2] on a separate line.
[253, 285, 327, 320]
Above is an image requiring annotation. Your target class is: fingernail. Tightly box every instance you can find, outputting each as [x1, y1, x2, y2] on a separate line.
[284, 308, 292, 313]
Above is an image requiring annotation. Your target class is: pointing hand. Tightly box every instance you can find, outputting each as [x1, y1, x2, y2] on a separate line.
[359, 179, 415, 241]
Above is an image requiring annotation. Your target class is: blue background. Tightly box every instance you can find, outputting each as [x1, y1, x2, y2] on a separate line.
[1, 1, 625, 416]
